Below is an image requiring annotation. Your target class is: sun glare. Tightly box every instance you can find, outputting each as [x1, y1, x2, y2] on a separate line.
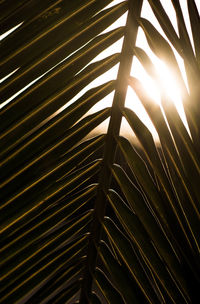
[123, 0, 190, 141]
[91, 0, 197, 141]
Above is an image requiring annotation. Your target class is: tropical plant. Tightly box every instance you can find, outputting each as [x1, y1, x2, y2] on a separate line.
[0, 0, 200, 303]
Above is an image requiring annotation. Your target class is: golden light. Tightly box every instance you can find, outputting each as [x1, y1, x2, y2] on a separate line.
[89, 0, 197, 142]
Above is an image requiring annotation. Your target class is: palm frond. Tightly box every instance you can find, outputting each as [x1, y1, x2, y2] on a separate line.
[1, 0, 200, 303]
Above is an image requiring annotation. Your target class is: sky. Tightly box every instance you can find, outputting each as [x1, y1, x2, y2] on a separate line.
[83, 0, 200, 141]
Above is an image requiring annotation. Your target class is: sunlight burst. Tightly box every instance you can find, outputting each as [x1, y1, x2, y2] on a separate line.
[105, 0, 195, 142]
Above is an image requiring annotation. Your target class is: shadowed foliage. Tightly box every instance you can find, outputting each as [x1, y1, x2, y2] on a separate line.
[0, 0, 200, 303]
